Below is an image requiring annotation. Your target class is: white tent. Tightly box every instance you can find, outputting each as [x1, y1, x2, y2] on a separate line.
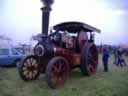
[0, 35, 12, 48]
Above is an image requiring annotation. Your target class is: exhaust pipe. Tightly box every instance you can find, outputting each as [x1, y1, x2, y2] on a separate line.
[40, 0, 54, 36]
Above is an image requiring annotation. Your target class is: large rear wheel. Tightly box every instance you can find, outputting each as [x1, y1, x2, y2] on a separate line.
[17, 55, 40, 81]
[80, 43, 98, 76]
[45, 57, 69, 89]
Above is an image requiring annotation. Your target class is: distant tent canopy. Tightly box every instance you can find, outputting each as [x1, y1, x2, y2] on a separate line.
[0, 35, 12, 48]
[0, 35, 12, 41]
[120, 45, 128, 49]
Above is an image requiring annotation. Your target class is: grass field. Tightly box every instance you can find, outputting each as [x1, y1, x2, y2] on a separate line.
[0, 55, 128, 96]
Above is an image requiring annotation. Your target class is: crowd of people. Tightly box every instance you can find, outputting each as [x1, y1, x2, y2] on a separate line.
[102, 46, 127, 72]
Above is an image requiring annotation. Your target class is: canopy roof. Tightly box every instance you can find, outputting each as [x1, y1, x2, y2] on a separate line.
[53, 22, 101, 33]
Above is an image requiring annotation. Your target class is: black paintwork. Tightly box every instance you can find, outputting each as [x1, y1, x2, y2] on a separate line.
[53, 22, 101, 33]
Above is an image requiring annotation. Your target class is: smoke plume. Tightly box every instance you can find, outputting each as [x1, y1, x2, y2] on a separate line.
[41, 0, 54, 6]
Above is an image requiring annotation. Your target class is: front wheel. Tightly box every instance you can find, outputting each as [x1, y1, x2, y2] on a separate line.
[17, 55, 40, 81]
[45, 57, 69, 89]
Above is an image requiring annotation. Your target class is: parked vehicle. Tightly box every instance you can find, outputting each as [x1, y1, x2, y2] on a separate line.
[15, 47, 26, 54]
[0, 47, 25, 66]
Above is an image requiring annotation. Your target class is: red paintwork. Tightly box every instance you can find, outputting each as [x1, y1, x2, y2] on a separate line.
[87, 44, 98, 75]
[78, 31, 88, 49]
[51, 58, 69, 88]
[53, 47, 80, 66]
[52, 32, 88, 67]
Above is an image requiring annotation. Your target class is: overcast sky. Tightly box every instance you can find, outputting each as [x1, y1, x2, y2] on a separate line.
[0, 0, 128, 45]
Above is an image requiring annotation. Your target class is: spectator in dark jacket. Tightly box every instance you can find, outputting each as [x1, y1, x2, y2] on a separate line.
[102, 47, 110, 72]
[117, 47, 127, 67]
[113, 48, 118, 65]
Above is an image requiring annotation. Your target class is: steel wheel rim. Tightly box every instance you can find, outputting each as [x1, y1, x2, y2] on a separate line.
[88, 45, 98, 75]
[50, 59, 68, 88]
[22, 57, 38, 80]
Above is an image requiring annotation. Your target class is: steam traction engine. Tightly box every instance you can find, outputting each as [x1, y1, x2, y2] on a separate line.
[17, 0, 101, 89]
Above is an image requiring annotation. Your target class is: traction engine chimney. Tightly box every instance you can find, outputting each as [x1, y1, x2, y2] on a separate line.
[40, 0, 54, 36]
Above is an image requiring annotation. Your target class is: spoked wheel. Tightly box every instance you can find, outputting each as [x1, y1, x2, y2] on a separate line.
[45, 57, 69, 89]
[80, 43, 98, 76]
[17, 55, 40, 81]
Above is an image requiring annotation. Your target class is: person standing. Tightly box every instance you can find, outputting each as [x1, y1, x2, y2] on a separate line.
[113, 48, 118, 65]
[102, 47, 110, 72]
[117, 47, 127, 67]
